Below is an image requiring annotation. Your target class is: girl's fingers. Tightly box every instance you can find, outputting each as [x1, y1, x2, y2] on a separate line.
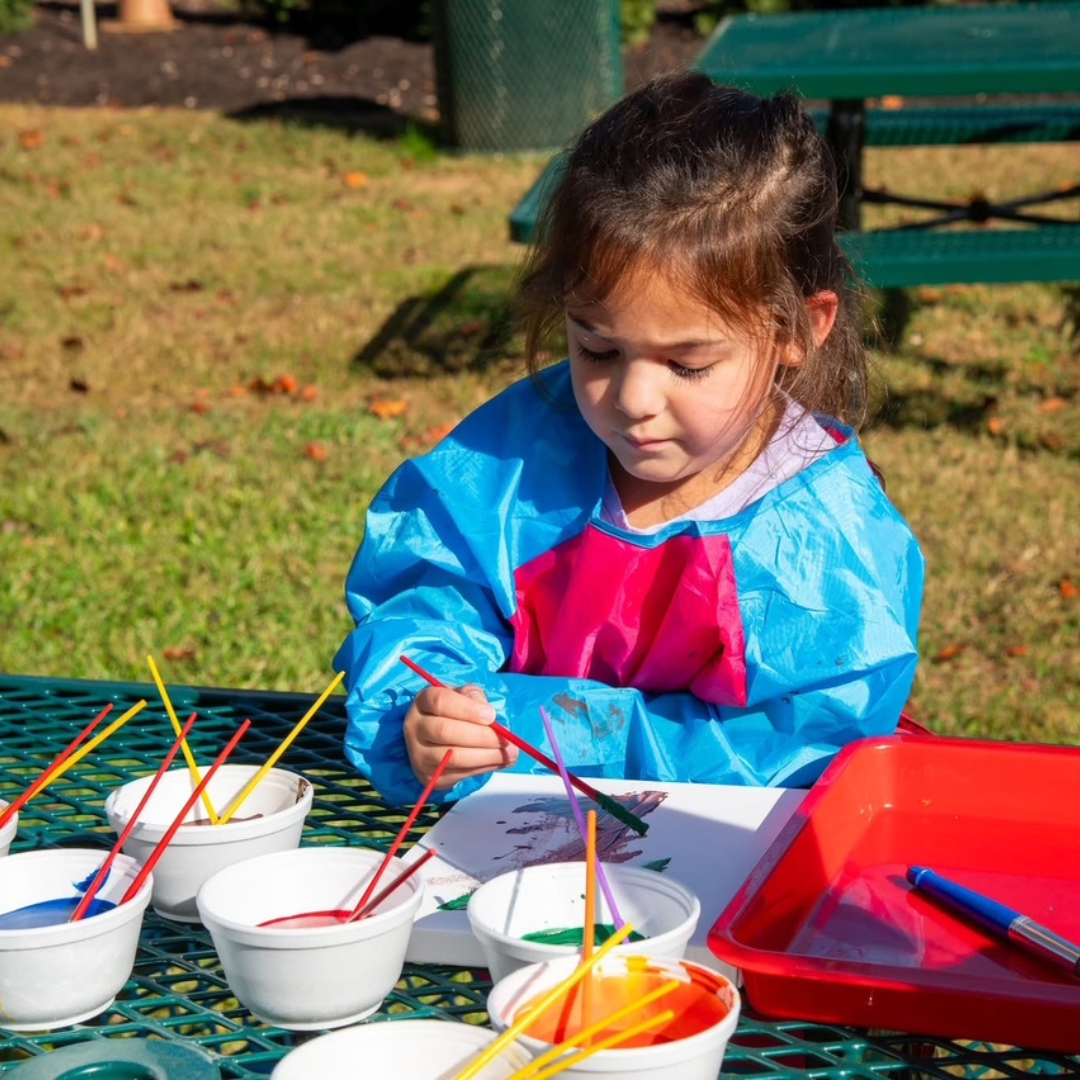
[417, 685, 496, 726]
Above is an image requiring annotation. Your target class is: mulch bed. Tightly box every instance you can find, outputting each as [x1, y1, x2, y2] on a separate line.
[0, 1, 706, 133]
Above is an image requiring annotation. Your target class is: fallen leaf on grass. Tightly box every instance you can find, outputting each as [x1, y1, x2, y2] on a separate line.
[1061, 578, 1079, 600]
[933, 643, 965, 663]
[1005, 644, 1028, 657]
[18, 129, 45, 150]
[1038, 397, 1068, 413]
[342, 171, 368, 188]
[369, 397, 410, 420]
[986, 416, 1004, 436]
[399, 422, 456, 455]
[303, 441, 328, 462]
[163, 646, 197, 662]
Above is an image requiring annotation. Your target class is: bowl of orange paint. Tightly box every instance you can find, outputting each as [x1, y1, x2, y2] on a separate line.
[467, 862, 700, 984]
[486, 953, 741, 1079]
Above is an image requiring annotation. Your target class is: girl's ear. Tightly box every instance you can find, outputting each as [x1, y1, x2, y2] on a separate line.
[808, 290, 839, 348]
[778, 291, 840, 368]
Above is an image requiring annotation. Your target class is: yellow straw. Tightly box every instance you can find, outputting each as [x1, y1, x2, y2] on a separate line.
[148, 654, 219, 824]
[45, 699, 147, 783]
[454, 921, 638, 1080]
[519, 1010, 677, 1080]
[508, 979, 681, 1080]
[215, 670, 345, 825]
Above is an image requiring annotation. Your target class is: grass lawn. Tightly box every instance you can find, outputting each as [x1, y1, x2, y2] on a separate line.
[2, 104, 1079, 747]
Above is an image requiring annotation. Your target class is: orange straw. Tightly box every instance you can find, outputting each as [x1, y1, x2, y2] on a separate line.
[0, 703, 114, 830]
[120, 719, 251, 905]
[71, 712, 198, 922]
[345, 748, 453, 920]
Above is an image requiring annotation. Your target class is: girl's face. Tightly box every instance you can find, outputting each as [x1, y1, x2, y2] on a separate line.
[567, 266, 792, 525]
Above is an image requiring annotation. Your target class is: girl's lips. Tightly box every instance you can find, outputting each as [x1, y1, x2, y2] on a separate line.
[621, 433, 668, 450]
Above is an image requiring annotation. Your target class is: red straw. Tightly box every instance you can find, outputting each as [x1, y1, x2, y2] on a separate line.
[0, 703, 114, 831]
[347, 847, 437, 922]
[71, 712, 198, 923]
[346, 747, 453, 919]
[120, 718, 251, 905]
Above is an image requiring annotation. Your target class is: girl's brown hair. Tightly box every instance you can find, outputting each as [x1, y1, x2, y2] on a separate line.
[515, 71, 868, 426]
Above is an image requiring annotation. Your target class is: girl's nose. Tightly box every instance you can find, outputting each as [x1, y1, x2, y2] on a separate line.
[613, 359, 664, 420]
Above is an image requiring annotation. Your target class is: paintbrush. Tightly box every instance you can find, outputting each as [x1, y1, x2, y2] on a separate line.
[399, 656, 647, 836]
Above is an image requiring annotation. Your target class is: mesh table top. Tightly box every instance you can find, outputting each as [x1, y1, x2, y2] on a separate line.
[1, 674, 1076, 1077]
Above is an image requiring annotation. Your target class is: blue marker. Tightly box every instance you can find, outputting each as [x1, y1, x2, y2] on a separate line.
[907, 866, 1080, 979]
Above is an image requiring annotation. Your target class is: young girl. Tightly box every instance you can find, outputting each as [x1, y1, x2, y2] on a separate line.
[334, 72, 924, 805]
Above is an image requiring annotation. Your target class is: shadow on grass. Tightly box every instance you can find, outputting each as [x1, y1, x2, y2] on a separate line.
[227, 98, 436, 141]
[352, 264, 528, 379]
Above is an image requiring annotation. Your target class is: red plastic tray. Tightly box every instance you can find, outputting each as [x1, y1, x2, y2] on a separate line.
[708, 734, 1080, 1052]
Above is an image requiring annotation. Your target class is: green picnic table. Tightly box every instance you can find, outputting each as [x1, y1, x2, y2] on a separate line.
[3, 673, 1079, 1075]
[511, 2, 1080, 288]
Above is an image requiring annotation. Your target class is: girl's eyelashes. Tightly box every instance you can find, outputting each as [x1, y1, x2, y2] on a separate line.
[669, 362, 711, 382]
[574, 343, 619, 363]
[575, 342, 712, 382]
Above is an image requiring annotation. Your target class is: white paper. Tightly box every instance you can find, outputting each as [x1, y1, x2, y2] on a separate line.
[402, 773, 805, 980]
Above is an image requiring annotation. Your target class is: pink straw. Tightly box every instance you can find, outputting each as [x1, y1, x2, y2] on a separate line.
[71, 712, 198, 922]
[120, 719, 251, 905]
[346, 847, 437, 922]
[0, 703, 114, 830]
[346, 748, 453, 918]
[539, 706, 625, 930]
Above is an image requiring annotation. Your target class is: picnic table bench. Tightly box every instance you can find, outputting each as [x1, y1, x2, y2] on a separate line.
[509, 2, 1080, 289]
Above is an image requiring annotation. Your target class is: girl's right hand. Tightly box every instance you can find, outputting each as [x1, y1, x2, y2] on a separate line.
[403, 684, 519, 790]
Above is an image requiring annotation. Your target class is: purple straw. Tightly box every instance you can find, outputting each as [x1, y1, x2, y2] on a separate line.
[538, 706, 625, 930]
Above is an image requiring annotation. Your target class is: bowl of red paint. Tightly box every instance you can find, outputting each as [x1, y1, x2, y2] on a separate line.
[486, 953, 740, 1079]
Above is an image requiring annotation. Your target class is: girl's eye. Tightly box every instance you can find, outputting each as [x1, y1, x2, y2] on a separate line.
[575, 343, 619, 363]
[669, 362, 710, 381]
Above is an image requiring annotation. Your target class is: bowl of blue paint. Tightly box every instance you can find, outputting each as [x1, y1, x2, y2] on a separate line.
[0, 847, 152, 1029]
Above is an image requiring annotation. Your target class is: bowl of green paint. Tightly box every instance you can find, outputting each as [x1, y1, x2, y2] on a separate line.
[466, 861, 700, 984]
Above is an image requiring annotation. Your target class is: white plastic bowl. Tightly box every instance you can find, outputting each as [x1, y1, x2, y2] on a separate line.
[197, 845, 425, 1030]
[270, 1018, 530, 1079]
[105, 764, 312, 922]
[0, 801, 16, 857]
[467, 862, 700, 984]
[487, 953, 741, 1080]
[0, 848, 152, 1030]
